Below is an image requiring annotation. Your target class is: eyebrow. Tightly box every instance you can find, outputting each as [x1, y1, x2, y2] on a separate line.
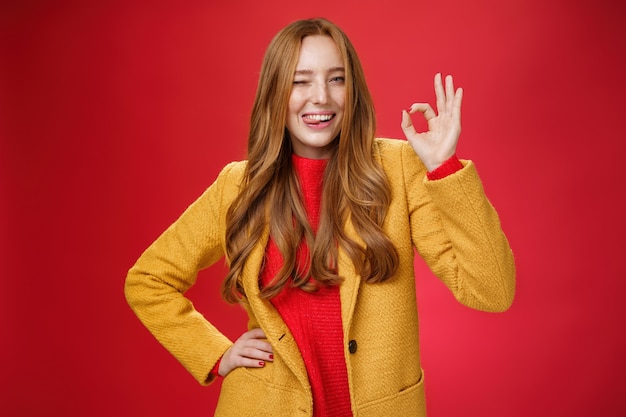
[294, 66, 345, 75]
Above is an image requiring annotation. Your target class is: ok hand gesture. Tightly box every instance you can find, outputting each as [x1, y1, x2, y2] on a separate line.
[401, 73, 463, 172]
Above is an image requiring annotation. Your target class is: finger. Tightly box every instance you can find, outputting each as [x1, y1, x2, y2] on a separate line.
[453, 87, 463, 120]
[401, 109, 416, 134]
[445, 75, 455, 113]
[242, 327, 265, 339]
[231, 355, 268, 369]
[434, 73, 445, 115]
[238, 346, 274, 362]
[408, 103, 437, 122]
[239, 338, 273, 355]
[239, 328, 267, 341]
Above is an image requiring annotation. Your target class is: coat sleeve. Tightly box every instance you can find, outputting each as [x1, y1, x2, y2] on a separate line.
[124, 161, 244, 385]
[401, 142, 516, 312]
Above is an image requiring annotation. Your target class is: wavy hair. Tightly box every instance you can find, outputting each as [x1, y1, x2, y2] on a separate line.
[222, 18, 398, 303]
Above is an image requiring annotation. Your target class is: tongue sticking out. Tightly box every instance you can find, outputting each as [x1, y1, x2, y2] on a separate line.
[302, 115, 325, 125]
[303, 114, 333, 125]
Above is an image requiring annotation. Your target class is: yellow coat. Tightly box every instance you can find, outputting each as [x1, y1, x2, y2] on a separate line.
[125, 138, 515, 416]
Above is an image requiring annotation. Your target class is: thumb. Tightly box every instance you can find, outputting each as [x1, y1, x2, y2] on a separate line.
[401, 109, 416, 136]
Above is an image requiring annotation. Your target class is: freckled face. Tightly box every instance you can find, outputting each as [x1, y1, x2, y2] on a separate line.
[286, 35, 346, 160]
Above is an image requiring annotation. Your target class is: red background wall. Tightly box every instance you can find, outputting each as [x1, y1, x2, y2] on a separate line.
[2, 0, 625, 416]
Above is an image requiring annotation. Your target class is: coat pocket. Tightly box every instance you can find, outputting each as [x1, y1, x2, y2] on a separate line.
[356, 370, 427, 417]
[215, 367, 310, 417]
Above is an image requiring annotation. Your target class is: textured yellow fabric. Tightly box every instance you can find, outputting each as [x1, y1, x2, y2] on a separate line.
[125, 138, 515, 417]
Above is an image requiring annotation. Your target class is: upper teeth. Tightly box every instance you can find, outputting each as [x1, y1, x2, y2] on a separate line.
[307, 114, 333, 121]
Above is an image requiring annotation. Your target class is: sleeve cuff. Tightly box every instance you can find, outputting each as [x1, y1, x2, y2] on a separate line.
[426, 154, 463, 180]
[210, 358, 222, 378]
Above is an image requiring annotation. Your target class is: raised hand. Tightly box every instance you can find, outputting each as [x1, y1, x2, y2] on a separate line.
[218, 328, 274, 377]
[400, 73, 463, 172]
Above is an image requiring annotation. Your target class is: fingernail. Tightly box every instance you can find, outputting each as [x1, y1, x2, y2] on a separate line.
[269, 354, 274, 360]
[259, 361, 265, 366]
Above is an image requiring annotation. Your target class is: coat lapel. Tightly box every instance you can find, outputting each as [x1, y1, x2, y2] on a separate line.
[240, 227, 311, 392]
[338, 216, 362, 338]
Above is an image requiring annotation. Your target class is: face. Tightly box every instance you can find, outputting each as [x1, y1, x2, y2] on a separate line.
[286, 35, 346, 159]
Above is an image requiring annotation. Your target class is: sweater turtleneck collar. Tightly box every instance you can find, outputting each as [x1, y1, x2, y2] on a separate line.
[291, 153, 328, 177]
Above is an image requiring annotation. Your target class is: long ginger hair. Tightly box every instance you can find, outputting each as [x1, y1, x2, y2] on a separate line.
[222, 18, 398, 303]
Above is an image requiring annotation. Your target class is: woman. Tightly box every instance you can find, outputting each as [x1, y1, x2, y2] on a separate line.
[125, 17, 515, 417]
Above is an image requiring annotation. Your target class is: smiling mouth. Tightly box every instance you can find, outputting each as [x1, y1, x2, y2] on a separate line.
[302, 113, 335, 125]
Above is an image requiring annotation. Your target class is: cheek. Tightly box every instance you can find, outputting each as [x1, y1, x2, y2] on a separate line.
[333, 90, 346, 111]
[287, 95, 302, 119]
[335, 101, 346, 121]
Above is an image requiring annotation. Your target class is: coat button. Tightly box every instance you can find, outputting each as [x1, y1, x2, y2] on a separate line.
[348, 339, 357, 354]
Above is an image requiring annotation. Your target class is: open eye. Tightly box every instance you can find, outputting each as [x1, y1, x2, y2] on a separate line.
[330, 76, 345, 84]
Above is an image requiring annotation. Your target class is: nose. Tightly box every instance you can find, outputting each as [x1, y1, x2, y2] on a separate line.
[310, 81, 329, 105]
